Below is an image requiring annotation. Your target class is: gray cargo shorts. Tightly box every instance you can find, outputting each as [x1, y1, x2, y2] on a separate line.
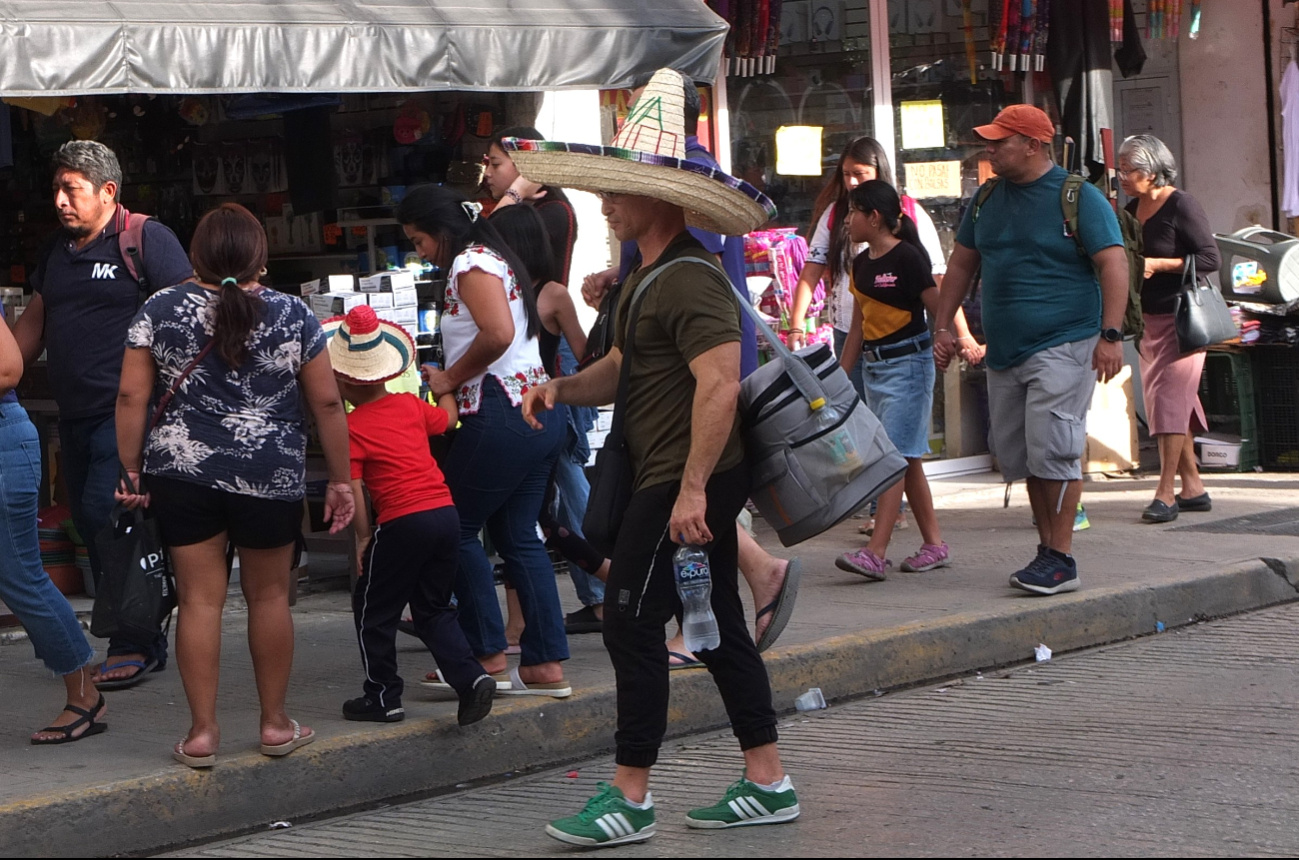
[986, 335, 1099, 484]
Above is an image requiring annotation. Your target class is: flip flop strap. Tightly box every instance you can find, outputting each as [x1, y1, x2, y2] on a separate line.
[289, 719, 301, 741]
[102, 659, 148, 672]
[755, 600, 778, 620]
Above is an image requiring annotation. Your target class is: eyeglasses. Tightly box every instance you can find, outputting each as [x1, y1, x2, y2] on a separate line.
[1116, 168, 1145, 179]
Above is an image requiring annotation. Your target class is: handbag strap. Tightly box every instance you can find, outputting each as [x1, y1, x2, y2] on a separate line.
[147, 339, 216, 434]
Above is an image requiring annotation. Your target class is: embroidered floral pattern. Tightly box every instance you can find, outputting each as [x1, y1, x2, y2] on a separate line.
[126, 282, 326, 500]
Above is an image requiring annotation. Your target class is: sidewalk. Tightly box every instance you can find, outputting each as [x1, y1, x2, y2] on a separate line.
[4, 472, 1299, 857]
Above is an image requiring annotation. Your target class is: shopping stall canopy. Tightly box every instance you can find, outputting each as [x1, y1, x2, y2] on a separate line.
[0, 0, 728, 96]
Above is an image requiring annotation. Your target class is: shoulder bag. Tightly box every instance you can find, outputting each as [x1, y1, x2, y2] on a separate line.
[582, 258, 703, 558]
[1173, 255, 1236, 354]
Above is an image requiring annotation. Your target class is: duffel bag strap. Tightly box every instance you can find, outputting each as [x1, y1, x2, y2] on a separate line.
[733, 280, 832, 410]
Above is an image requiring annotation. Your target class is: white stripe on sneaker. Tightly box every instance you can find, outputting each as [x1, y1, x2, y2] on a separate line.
[613, 813, 633, 835]
[595, 816, 620, 839]
[728, 799, 750, 819]
[746, 797, 771, 817]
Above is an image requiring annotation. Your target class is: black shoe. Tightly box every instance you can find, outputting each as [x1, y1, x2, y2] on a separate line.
[1175, 492, 1212, 512]
[1009, 548, 1080, 595]
[458, 674, 495, 726]
[564, 605, 604, 635]
[1142, 499, 1179, 523]
[343, 696, 405, 722]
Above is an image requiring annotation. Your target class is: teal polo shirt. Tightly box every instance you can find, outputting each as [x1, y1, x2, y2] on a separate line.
[955, 165, 1123, 371]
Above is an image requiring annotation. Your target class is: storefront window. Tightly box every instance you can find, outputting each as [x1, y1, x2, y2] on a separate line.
[726, 0, 876, 232]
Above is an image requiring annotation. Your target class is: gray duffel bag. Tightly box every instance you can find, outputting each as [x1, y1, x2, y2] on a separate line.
[739, 300, 908, 547]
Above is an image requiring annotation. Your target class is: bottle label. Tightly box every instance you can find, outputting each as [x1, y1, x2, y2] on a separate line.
[675, 561, 710, 585]
[826, 429, 863, 472]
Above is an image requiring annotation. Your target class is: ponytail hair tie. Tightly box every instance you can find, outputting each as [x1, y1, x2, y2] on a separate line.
[221, 277, 238, 287]
[461, 201, 483, 224]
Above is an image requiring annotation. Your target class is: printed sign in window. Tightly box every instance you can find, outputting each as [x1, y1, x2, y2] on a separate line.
[904, 160, 962, 199]
[900, 100, 946, 150]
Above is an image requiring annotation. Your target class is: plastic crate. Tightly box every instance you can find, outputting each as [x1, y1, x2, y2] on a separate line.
[1198, 349, 1260, 471]
[1251, 346, 1299, 470]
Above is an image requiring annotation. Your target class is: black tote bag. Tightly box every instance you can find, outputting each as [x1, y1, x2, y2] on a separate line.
[1174, 256, 1236, 354]
[90, 472, 175, 642]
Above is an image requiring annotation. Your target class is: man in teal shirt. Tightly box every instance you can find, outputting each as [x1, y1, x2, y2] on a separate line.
[933, 105, 1129, 596]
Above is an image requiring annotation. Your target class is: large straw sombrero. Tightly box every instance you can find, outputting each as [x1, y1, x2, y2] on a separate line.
[503, 69, 775, 236]
[322, 305, 414, 384]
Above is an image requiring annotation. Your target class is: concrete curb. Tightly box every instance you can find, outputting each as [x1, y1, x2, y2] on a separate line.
[5, 555, 1298, 857]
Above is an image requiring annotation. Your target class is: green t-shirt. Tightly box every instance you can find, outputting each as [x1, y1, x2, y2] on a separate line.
[614, 233, 744, 492]
[955, 165, 1123, 370]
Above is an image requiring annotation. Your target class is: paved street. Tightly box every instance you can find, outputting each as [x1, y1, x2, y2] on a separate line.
[170, 601, 1299, 858]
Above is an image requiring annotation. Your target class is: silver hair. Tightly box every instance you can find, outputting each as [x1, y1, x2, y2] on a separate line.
[1118, 134, 1178, 188]
[52, 140, 123, 199]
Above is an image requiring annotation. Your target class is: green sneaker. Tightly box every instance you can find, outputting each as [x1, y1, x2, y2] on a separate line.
[1074, 503, 1091, 532]
[545, 782, 656, 847]
[685, 775, 800, 829]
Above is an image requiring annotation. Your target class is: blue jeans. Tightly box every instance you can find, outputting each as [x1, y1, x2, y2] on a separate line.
[0, 402, 94, 675]
[443, 381, 568, 665]
[60, 413, 168, 666]
[861, 335, 936, 459]
[833, 327, 867, 403]
[555, 337, 604, 607]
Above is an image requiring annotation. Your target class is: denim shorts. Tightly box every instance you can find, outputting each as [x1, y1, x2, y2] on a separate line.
[860, 335, 935, 459]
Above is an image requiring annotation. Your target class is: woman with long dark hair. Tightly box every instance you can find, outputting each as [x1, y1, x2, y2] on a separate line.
[484, 126, 579, 285]
[116, 203, 354, 767]
[833, 181, 950, 581]
[787, 137, 981, 387]
[399, 185, 571, 698]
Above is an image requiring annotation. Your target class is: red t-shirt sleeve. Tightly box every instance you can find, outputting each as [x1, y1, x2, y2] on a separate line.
[418, 398, 451, 436]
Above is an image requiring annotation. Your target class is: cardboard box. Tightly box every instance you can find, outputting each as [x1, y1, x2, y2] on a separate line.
[301, 274, 355, 297]
[1195, 434, 1244, 469]
[366, 292, 394, 309]
[310, 292, 367, 320]
[358, 270, 417, 293]
[378, 306, 418, 326]
[391, 287, 419, 307]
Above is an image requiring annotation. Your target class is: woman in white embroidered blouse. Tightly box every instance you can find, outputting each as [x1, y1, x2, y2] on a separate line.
[398, 185, 572, 697]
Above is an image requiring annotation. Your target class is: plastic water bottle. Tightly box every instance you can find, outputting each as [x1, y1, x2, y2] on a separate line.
[810, 397, 863, 474]
[673, 544, 720, 653]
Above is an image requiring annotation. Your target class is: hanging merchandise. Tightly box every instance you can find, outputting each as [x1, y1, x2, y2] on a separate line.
[1189, 0, 1202, 40]
[1111, 0, 1124, 42]
[1034, 0, 1051, 71]
[708, 0, 778, 78]
[962, 0, 979, 84]
[1004, 0, 1021, 70]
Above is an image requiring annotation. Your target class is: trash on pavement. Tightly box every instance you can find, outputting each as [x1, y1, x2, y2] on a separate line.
[565, 771, 579, 779]
[1156, 621, 1166, 633]
[269, 821, 292, 830]
[794, 687, 826, 711]
[1034, 643, 1052, 662]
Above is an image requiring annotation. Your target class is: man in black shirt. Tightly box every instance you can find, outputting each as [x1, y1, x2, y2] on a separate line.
[14, 141, 193, 688]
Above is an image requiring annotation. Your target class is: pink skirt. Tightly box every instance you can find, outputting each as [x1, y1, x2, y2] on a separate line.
[1138, 313, 1208, 435]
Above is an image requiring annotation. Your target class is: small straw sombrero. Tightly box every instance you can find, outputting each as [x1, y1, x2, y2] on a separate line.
[503, 68, 775, 236]
[322, 305, 414, 384]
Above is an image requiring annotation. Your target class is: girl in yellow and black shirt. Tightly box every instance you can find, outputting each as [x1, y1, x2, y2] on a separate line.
[835, 180, 950, 581]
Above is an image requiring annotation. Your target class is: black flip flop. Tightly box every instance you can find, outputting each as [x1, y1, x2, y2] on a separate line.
[755, 557, 802, 654]
[31, 694, 107, 745]
[94, 658, 159, 691]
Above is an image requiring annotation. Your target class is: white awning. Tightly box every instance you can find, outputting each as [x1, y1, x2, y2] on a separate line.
[0, 1, 728, 96]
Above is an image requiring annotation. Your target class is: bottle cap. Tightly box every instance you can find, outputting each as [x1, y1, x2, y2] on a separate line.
[810, 397, 826, 411]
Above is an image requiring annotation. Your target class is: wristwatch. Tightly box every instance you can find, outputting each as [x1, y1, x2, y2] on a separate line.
[1101, 327, 1123, 343]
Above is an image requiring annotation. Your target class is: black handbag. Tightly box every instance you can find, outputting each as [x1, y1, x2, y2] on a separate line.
[89, 470, 175, 643]
[1173, 256, 1236, 354]
[89, 338, 213, 640]
[582, 258, 701, 557]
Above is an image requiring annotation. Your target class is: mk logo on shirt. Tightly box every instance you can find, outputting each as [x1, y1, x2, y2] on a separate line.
[91, 263, 120, 280]
[874, 272, 898, 289]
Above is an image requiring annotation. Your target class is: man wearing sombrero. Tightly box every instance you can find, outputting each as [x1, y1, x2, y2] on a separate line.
[517, 69, 800, 846]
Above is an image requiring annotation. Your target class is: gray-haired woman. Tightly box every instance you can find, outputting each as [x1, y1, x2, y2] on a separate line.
[1118, 134, 1221, 523]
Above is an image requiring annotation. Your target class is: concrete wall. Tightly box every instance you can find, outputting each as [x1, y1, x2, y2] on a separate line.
[1178, 0, 1286, 234]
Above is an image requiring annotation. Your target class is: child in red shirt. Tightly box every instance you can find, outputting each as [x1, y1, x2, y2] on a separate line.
[324, 305, 493, 726]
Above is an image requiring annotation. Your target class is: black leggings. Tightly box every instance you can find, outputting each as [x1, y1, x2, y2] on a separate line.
[603, 462, 778, 768]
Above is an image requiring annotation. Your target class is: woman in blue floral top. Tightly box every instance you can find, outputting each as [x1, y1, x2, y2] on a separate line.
[116, 204, 354, 767]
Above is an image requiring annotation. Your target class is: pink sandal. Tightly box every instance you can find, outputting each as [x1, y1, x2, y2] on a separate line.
[835, 546, 890, 581]
[902, 542, 951, 573]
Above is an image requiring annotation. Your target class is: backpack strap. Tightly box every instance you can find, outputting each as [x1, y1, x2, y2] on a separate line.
[1060, 174, 1088, 258]
[900, 194, 917, 223]
[116, 207, 153, 306]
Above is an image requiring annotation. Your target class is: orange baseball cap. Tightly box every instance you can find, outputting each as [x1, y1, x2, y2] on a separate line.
[974, 105, 1055, 143]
